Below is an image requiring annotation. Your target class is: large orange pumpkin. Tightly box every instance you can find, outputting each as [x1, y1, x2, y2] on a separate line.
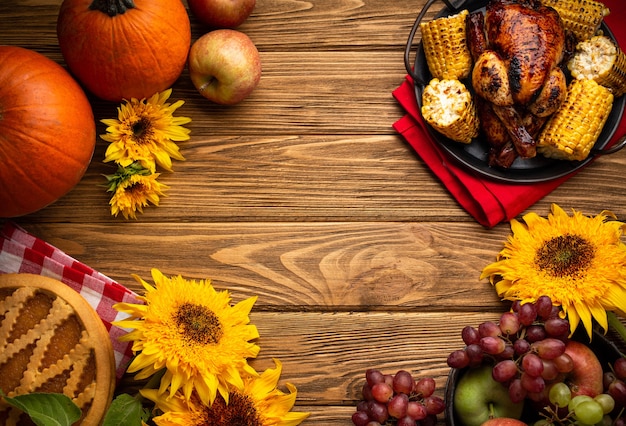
[0, 46, 96, 218]
[56, 0, 191, 102]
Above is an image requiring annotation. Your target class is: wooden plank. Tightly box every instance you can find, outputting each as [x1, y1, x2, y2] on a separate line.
[11, 221, 509, 306]
[0, 0, 442, 51]
[113, 310, 503, 425]
[18, 133, 626, 223]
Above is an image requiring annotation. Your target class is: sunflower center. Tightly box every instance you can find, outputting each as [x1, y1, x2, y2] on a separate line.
[535, 234, 594, 277]
[174, 302, 223, 345]
[200, 392, 262, 426]
[130, 117, 154, 144]
[125, 182, 145, 195]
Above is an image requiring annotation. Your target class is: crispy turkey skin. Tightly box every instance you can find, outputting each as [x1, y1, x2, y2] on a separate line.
[485, 0, 566, 105]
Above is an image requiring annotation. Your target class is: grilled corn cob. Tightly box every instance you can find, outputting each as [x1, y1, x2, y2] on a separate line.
[537, 79, 613, 161]
[421, 78, 479, 144]
[568, 35, 626, 97]
[420, 10, 472, 80]
[540, 0, 610, 42]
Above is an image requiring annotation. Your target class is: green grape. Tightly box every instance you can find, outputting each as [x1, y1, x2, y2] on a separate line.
[594, 393, 615, 414]
[548, 382, 571, 408]
[594, 415, 613, 426]
[568, 394, 593, 412]
[533, 420, 552, 426]
[573, 399, 604, 425]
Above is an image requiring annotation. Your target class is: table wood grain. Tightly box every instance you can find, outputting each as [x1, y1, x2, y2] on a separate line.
[2, 0, 626, 424]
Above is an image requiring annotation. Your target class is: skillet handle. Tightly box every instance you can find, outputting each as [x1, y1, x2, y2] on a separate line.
[403, 0, 469, 85]
[591, 134, 626, 156]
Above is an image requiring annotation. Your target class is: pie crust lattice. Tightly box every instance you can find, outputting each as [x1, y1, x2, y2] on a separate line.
[0, 274, 115, 426]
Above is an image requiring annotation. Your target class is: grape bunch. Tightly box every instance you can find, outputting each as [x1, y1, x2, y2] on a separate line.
[446, 295, 574, 404]
[533, 382, 617, 425]
[351, 369, 445, 426]
[602, 357, 626, 424]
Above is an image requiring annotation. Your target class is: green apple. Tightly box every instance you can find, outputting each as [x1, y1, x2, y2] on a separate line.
[453, 365, 524, 426]
[188, 29, 261, 105]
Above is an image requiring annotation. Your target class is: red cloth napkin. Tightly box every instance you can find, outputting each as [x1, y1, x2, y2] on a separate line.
[393, 0, 626, 228]
[0, 221, 143, 380]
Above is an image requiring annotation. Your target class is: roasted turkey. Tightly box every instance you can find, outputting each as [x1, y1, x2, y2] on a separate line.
[468, 0, 572, 167]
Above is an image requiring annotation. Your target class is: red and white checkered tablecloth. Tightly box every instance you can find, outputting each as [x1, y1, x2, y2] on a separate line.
[0, 221, 143, 380]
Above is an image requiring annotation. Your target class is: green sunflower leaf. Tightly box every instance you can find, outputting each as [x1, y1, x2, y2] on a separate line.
[102, 393, 150, 426]
[0, 391, 81, 426]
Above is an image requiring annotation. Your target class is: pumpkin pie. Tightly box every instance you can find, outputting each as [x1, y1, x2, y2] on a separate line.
[0, 273, 116, 425]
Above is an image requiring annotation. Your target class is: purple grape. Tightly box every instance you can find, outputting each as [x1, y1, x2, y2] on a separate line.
[371, 382, 393, 403]
[508, 378, 527, 403]
[387, 393, 409, 419]
[496, 344, 515, 360]
[535, 295, 553, 319]
[447, 350, 470, 369]
[466, 344, 484, 367]
[479, 321, 502, 338]
[415, 377, 436, 398]
[461, 325, 480, 345]
[362, 383, 374, 401]
[406, 401, 427, 420]
[540, 359, 559, 381]
[531, 337, 566, 360]
[615, 358, 626, 381]
[480, 336, 506, 355]
[393, 370, 414, 395]
[520, 371, 545, 393]
[352, 411, 371, 426]
[544, 317, 570, 338]
[608, 379, 626, 408]
[397, 416, 417, 426]
[499, 311, 521, 336]
[423, 396, 445, 415]
[513, 338, 531, 355]
[553, 353, 574, 373]
[525, 325, 547, 342]
[366, 369, 385, 387]
[522, 353, 544, 377]
[492, 359, 519, 383]
[367, 400, 389, 423]
[518, 302, 538, 326]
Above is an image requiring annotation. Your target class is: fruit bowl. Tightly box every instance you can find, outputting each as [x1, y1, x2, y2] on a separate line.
[444, 330, 623, 426]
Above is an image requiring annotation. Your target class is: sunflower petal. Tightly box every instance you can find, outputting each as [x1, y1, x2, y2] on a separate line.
[482, 204, 626, 339]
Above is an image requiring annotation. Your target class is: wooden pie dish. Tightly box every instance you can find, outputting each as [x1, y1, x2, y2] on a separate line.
[0, 273, 116, 425]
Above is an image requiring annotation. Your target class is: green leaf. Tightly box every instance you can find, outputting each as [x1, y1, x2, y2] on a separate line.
[102, 393, 150, 426]
[1, 391, 81, 426]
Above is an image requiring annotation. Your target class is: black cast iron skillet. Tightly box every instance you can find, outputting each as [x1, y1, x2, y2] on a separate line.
[403, 0, 626, 184]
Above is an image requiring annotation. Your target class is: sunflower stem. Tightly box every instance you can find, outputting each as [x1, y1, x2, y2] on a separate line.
[608, 311, 626, 357]
[90, 0, 135, 17]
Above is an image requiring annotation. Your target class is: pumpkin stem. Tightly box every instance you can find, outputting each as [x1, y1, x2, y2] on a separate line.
[89, 0, 135, 17]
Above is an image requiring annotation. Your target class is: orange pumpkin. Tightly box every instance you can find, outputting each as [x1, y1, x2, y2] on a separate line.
[56, 0, 191, 102]
[0, 46, 96, 218]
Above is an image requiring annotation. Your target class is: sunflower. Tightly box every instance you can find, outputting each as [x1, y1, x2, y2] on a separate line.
[141, 359, 310, 426]
[101, 89, 191, 173]
[113, 269, 261, 406]
[106, 165, 168, 220]
[481, 204, 626, 340]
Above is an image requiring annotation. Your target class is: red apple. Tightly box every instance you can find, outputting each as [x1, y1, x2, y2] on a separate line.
[188, 0, 256, 29]
[562, 340, 603, 397]
[480, 418, 527, 426]
[188, 29, 262, 105]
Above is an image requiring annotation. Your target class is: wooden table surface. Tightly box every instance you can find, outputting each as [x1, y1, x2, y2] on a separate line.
[2, 0, 626, 424]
